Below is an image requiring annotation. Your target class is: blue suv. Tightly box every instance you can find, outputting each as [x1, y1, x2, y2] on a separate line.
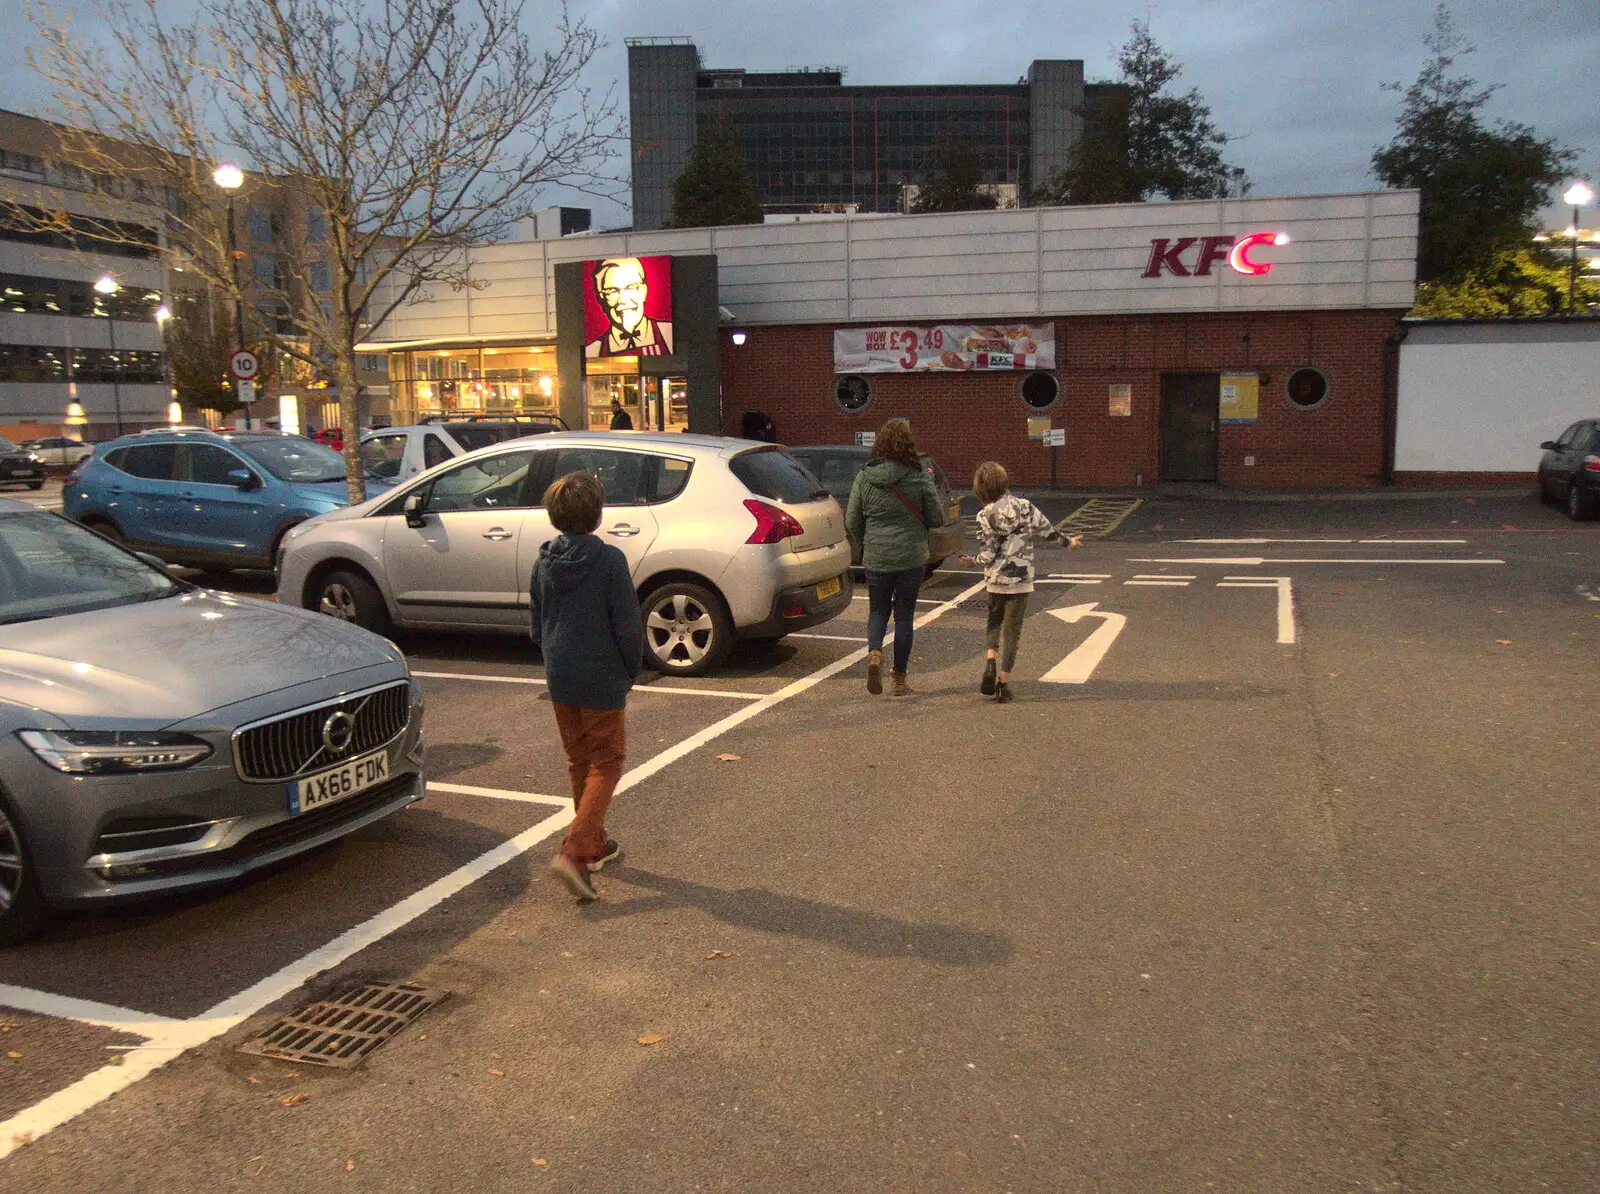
[65, 428, 394, 572]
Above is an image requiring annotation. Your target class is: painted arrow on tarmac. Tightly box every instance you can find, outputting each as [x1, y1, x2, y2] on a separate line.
[1040, 602, 1126, 684]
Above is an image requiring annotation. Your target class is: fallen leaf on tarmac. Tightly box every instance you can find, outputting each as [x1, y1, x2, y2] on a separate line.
[1495, 640, 1512, 645]
[108, 1055, 124, 1067]
[490, 1051, 503, 1059]
[11, 1132, 32, 1147]
[5, 1051, 19, 1060]
[706, 950, 733, 960]
[488, 1068, 506, 1077]
[346, 1160, 356, 1172]
[248, 1077, 262, 1085]
[284, 1071, 300, 1080]
[636, 1034, 664, 1046]
[532, 1158, 549, 1168]
[715, 753, 741, 762]
[281, 1093, 310, 1107]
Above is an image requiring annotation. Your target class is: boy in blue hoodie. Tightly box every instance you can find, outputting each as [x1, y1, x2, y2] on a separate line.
[529, 472, 643, 900]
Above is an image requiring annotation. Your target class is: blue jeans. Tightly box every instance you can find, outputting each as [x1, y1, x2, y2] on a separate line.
[865, 566, 923, 673]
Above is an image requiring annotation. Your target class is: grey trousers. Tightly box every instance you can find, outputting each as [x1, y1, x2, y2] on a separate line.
[985, 592, 1029, 673]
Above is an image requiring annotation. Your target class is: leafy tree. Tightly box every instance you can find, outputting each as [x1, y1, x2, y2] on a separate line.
[163, 292, 238, 418]
[1410, 244, 1599, 317]
[1032, 22, 1243, 205]
[28, 0, 617, 501]
[910, 142, 999, 214]
[668, 116, 764, 228]
[1372, 4, 1575, 287]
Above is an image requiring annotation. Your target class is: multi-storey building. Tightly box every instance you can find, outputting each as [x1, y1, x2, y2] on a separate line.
[627, 38, 1113, 230]
[0, 110, 172, 440]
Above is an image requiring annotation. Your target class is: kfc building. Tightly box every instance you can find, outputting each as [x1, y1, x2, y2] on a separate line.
[364, 189, 1419, 487]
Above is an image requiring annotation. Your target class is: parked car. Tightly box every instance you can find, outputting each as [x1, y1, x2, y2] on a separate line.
[787, 444, 965, 573]
[18, 436, 92, 470]
[0, 438, 46, 490]
[63, 427, 397, 573]
[0, 500, 424, 944]
[278, 433, 852, 675]
[1538, 419, 1600, 520]
[360, 415, 569, 484]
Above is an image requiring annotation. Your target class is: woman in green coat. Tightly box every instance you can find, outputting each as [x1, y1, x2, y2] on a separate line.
[845, 419, 946, 696]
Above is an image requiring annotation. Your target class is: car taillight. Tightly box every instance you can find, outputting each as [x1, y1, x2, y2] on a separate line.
[1584, 455, 1600, 473]
[744, 498, 804, 544]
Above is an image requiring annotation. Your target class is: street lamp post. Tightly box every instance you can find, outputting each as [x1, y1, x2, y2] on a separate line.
[1562, 181, 1593, 314]
[155, 303, 177, 424]
[213, 163, 247, 426]
[94, 274, 124, 435]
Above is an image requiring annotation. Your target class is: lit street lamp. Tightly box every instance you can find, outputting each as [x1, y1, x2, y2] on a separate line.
[1562, 180, 1593, 314]
[155, 303, 177, 423]
[94, 274, 125, 435]
[213, 162, 249, 425]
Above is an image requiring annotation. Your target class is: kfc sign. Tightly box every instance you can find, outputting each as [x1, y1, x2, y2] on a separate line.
[583, 255, 674, 357]
[1141, 231, 1291, 279]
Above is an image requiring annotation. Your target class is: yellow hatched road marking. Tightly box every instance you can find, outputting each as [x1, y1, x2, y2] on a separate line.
[1054, 497, 1143, 539]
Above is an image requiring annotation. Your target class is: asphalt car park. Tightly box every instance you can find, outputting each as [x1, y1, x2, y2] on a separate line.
[2, 486, 1596, 1191]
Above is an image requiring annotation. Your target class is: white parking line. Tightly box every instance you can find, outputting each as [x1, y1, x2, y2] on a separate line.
[411, 670, 764, 701]
[788, 632, 868, 642]
[850, 595, 946, 605]
[1171, 538, 1468, 545]
[0, 574, 988, 1160]
[426, 782, 567, 806]
[1128, 557, 1505, 566]
[1125, 574, 1195, 586]
[0, 985, 184, 1036]
[1216, 577, 1297, 644]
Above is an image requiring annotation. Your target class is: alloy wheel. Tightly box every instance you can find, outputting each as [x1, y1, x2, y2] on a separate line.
[0, 805, 23, 915]
[320, 581, 359, 621]
[646, 592, 716, 669]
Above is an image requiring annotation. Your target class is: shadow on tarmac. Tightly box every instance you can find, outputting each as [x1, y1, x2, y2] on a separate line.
[1010, 680, 1288, 703]
[585, 867, 1015, 966]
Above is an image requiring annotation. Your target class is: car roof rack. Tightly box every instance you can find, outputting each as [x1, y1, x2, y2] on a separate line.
[419, 413, 566, 425]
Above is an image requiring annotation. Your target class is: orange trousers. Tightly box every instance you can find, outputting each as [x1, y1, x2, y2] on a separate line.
[551, 704, 625, 865]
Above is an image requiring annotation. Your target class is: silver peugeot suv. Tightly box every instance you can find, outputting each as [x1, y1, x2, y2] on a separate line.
[277, 433, 854, 676]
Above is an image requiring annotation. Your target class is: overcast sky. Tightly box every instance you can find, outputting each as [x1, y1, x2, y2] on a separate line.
[3, 0, 1595, 228]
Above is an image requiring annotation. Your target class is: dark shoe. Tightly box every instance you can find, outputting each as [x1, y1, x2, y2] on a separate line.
[980, 658, 997, 695]
[890, 671, 913, 697]
[551, 853, 598, 901]
[866, 650, 883, 695]
[590, 839, 622, 872]
[994, 681, 1013, 704]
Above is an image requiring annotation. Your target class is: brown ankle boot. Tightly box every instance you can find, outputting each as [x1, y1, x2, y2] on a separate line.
[866, 650, 883, 695]
[890, 671, 912, 697]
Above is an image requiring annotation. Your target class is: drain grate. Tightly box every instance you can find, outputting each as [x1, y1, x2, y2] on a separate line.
[238, 982, 447, 1068]
[1055, 497, 1143, 539]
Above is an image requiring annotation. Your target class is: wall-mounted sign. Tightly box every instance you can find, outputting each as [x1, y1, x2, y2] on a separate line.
[583, 255, 674, 358]
[835, 324, 1056, 373]
[1141, 232, 1291, 279]
[855, 430, 876, 447]
[1219, 371, 1260, 424]
[1043, 428, 1066, 447]
[1108, 383, 1132, 417]
[1026, 417, 1052, 440]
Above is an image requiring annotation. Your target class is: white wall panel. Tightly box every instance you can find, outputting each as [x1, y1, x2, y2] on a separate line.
[364, 191, 1418, 344]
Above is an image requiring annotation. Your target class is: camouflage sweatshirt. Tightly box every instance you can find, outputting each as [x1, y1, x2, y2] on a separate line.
[975, 493, 1059, 594]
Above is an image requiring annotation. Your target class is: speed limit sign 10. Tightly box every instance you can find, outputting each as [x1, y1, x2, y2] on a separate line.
[229, 349, 259, 381]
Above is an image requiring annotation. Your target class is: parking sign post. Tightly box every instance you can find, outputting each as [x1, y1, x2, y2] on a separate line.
[230, 350, 259, 430]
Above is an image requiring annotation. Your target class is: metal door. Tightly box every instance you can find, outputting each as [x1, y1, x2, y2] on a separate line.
[1160, 373, 1220, 482]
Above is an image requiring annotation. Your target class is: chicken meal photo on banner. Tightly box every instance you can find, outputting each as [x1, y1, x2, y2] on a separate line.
[583, 255, 675, 358]
[833, 323, 1056, 372]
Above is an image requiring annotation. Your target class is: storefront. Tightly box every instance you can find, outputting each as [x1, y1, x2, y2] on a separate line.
[383, 341, 559, 425]
[360, 190, 1419, 487]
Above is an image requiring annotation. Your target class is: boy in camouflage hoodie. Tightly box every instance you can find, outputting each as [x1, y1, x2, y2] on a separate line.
[961, 462, 1082, 703]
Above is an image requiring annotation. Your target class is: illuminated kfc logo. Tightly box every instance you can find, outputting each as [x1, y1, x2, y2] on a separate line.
[583, 255, 674, 358]
[1140, 232, 1291, 278]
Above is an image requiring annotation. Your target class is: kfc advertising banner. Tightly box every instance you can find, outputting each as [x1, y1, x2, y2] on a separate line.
[583, 255, 675, 358]
[833, 324, 1056, 373]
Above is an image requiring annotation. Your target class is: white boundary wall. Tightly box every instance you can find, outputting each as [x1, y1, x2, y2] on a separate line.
[1396, 321, 1600, 473]
[364, 190, 1418, 347]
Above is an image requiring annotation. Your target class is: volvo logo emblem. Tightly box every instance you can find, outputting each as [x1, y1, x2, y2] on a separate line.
[322, 710, 357, 755]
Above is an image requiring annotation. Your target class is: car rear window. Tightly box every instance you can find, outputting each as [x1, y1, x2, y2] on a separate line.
[730, 448, 825, 504]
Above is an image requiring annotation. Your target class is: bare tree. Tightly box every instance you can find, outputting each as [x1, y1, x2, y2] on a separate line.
[26, 0, 618, 499]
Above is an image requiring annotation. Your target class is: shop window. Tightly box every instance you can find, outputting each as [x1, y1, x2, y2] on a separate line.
[835, 374, 871, 413]
[1020, 371, 1059, 411]
[1285, 367, 1328, 409]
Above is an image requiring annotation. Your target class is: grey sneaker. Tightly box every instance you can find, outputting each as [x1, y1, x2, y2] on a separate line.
[590, 839, 622, 872]
[551, 853, 598, 901]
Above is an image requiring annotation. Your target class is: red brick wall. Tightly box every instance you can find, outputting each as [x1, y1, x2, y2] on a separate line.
[719, 310, 1405, 489]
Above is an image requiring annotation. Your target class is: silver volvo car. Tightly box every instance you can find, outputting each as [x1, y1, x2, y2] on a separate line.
[276, 433, 854, 676]
[0, 501, 425, 945]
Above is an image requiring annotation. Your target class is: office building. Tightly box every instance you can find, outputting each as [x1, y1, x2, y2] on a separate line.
[627, 39, 1110, 230]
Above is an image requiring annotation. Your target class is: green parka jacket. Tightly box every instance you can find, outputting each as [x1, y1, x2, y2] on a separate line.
[845, 458, 946, 574]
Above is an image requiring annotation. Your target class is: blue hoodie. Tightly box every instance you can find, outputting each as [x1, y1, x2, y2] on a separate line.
[529, 533, 644, 710]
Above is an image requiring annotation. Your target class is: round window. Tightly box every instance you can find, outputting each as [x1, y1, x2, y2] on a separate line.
[1285, 367, 1328, 409]
[835, 375, 872, 414]
[1020, 371, 1059, 411]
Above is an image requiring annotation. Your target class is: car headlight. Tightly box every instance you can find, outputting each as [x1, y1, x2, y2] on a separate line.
[18, 729, 213, 774]
[27, 452, 45, 464]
